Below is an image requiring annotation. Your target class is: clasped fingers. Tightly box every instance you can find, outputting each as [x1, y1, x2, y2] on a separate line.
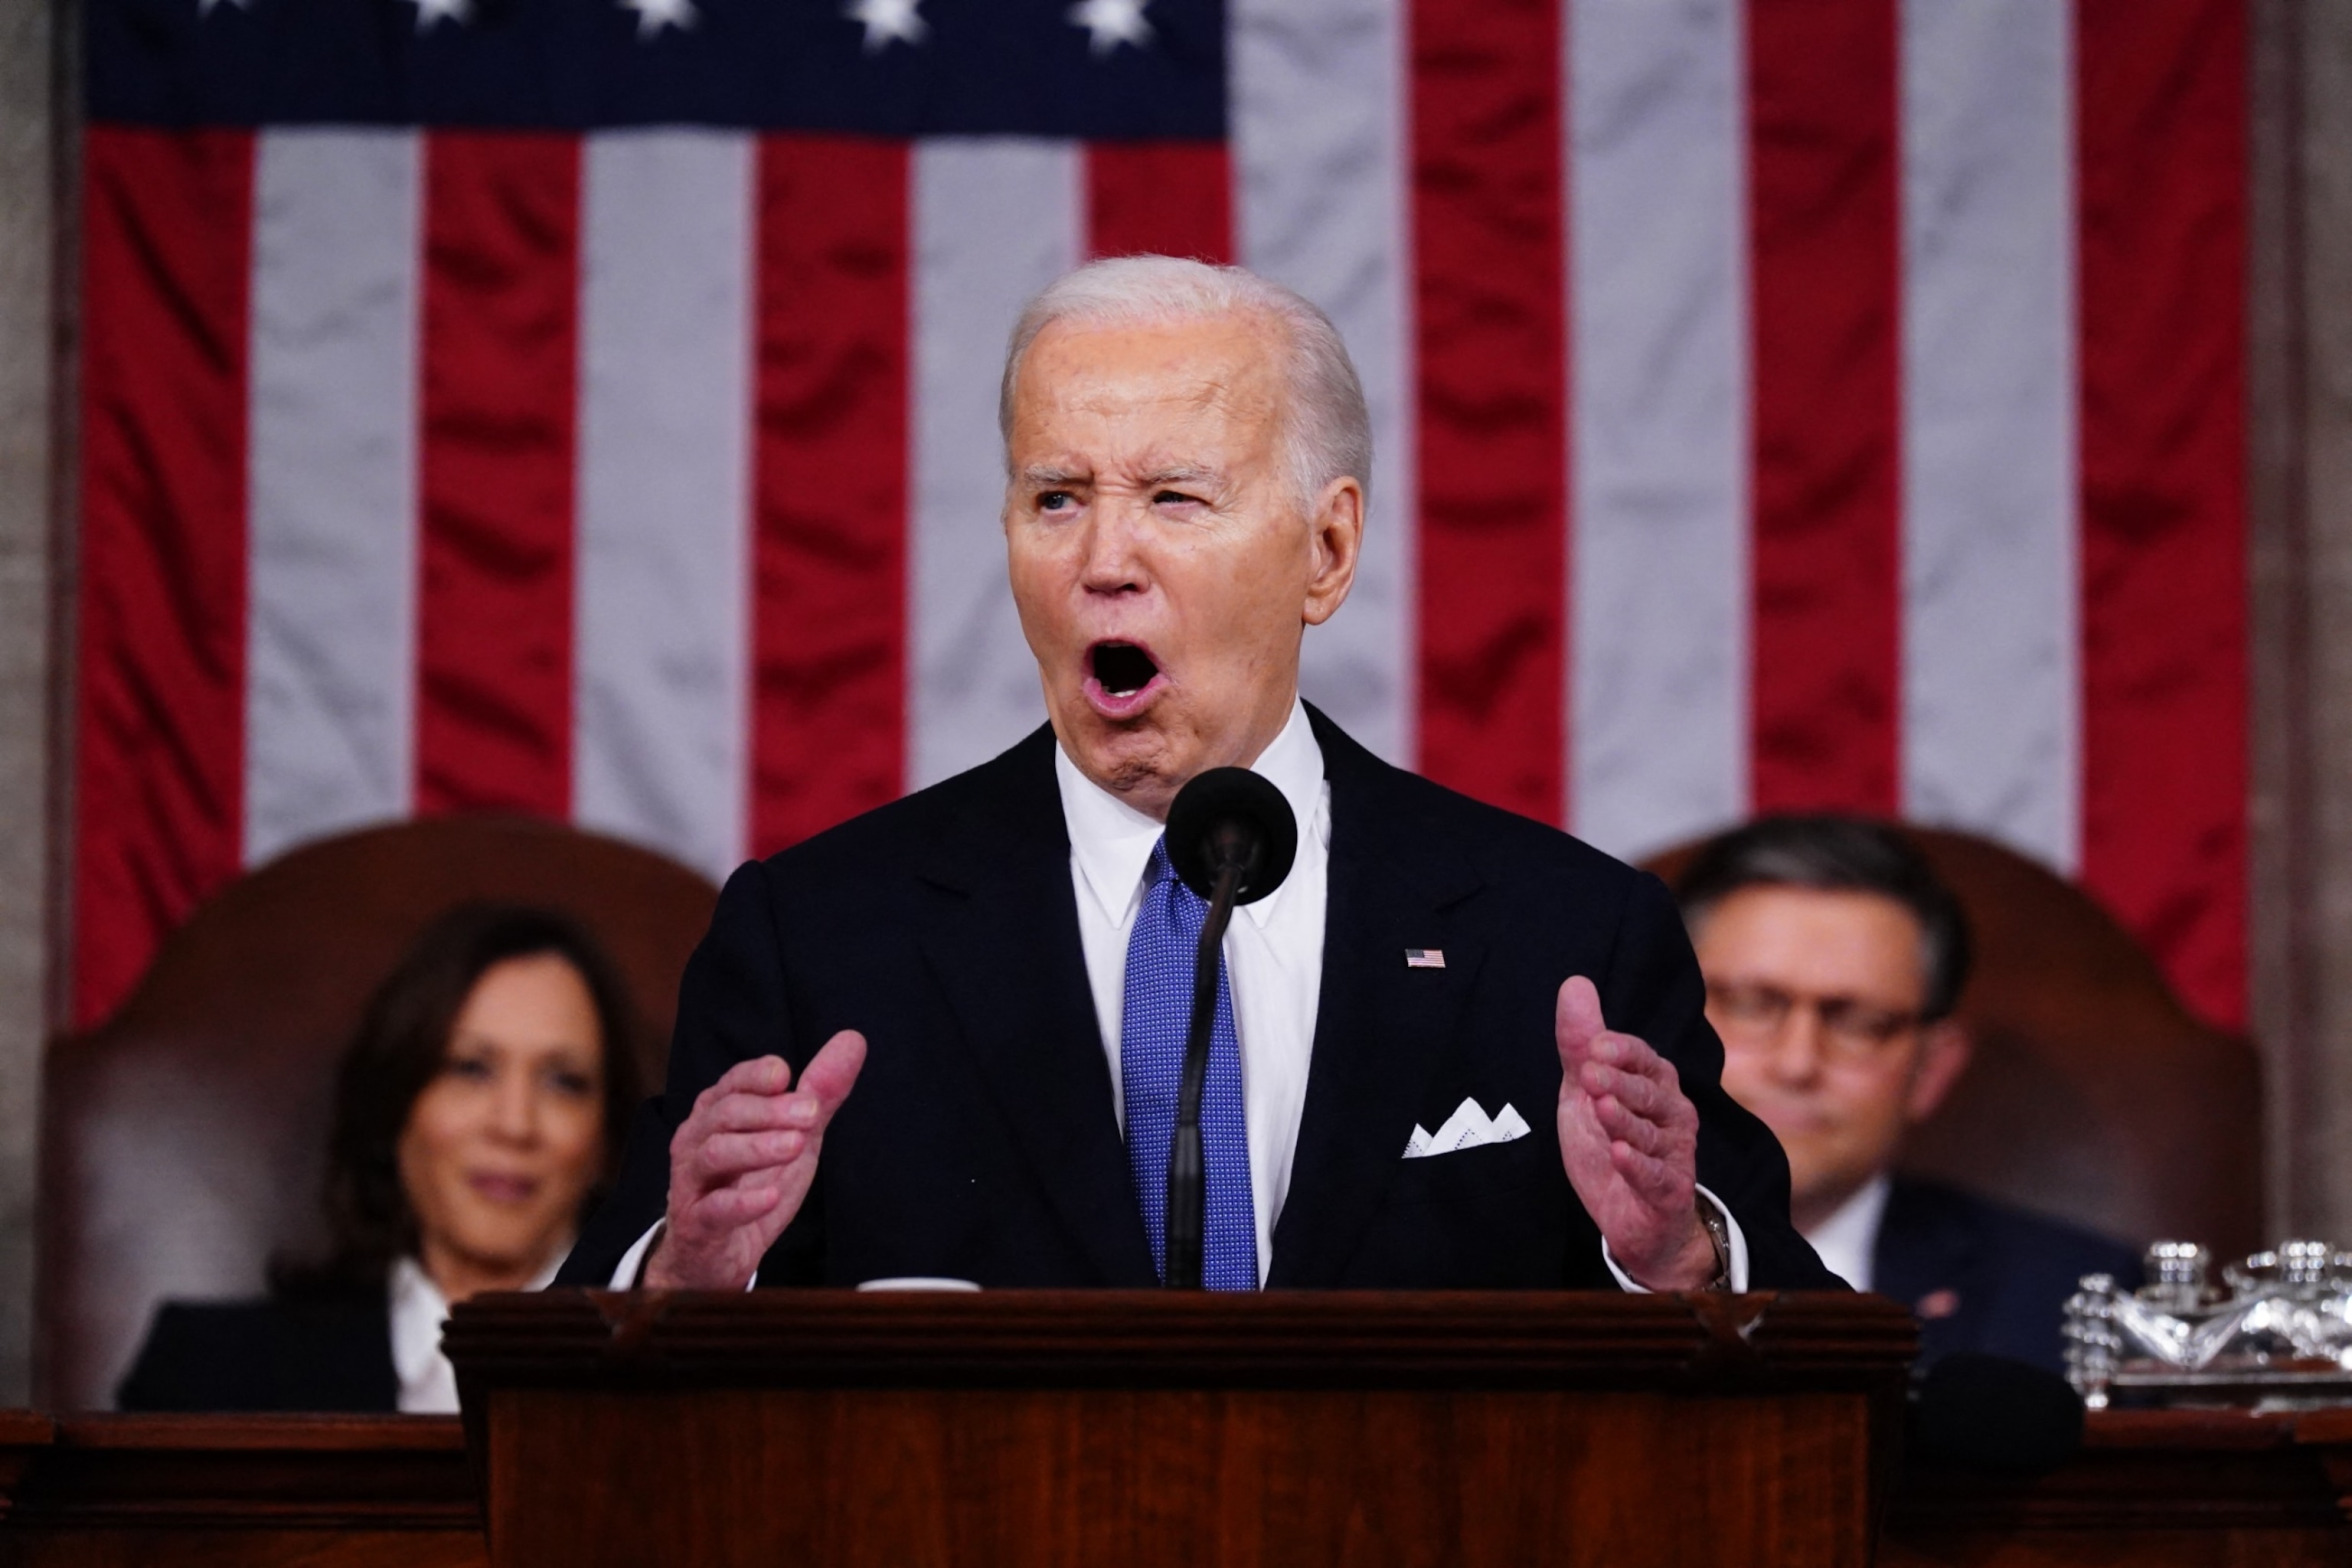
[689, 1127, 812, 1182]
[1582, 1023, 1680, 1087]
[669, 1031, 867, 1206]
[701, 1085, 822, 1137]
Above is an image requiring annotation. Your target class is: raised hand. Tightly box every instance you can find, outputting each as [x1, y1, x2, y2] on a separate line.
[642, 1029, 867, 1291]
[1553, 976, 1718, 1290]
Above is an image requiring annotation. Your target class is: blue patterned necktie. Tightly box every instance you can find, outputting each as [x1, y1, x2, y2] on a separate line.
[1122, 836, 1259, 1289]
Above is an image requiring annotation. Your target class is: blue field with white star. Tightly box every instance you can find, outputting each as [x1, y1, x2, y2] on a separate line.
[93, 0, 1225, 137]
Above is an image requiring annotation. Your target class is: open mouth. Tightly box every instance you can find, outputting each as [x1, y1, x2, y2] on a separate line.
[1090, 642, 1160, 698]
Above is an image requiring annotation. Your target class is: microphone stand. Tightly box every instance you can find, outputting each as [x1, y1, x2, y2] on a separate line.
[1164, 828, 1248, 1290]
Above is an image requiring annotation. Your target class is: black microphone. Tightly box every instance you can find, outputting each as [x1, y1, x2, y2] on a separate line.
[1160, 767, 1299, 1289]
[1906, 1352, 2084, 1473]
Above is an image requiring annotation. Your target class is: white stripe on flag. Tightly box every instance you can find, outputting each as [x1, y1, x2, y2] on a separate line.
[1566, 0, 1751, 861]
[1231, 0, 1415, 764]
[243, 128, 422, 867]
[574, 130, 755, 882]
[909, 140, 1083, 789]
[1899, 0, 2079, 871]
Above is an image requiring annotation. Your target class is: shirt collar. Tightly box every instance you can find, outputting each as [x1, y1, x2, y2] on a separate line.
[1799, 1173, 1892, 1292]
[389, 1247, 567, 1380]
[1054, 698, 1325, 931]
[388, 1255, 448, 1392]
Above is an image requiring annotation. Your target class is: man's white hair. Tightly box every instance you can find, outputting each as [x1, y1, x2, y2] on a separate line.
[998, 254, 1373, 512]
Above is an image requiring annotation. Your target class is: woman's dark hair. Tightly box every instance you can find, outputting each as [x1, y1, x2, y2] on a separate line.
[275, 903, 644, 1296]
[1672, 814, 1974, 1022]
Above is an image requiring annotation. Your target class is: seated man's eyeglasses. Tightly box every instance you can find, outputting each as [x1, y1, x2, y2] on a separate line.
[1705, 982, 1923, 1061]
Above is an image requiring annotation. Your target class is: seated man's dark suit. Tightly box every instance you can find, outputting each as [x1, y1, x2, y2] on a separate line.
[1874, 1177, 2143, 1375]
[559, 708, 1841, 1291]
[117, 1295, 397, 1412]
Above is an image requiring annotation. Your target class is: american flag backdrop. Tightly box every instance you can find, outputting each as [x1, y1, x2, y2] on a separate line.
[72, 0, 2247, 1033]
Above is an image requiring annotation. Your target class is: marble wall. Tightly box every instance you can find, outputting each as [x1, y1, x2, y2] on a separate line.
[0, 0, 60, 1406]
[2253, 0, 2352, 1243]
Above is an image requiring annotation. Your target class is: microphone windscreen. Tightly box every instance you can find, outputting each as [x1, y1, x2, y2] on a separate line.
[1166, 767, 1298, 906]
[1907, 1352, 2085, 1474]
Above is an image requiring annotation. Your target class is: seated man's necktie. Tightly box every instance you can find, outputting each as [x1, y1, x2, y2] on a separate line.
[1121, 837, 1258, 1289]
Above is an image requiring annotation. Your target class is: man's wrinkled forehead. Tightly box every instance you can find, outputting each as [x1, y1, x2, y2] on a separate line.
[1691, 885, 1932, 996]
[1007, 313, 1291, 450]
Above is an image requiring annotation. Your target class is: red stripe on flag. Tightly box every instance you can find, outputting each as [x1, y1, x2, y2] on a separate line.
[2075, 0, 2247, 1030]
[749, 137, 910, 856]
[71, 128, 255, 1029]
[1084, 142, 1234, 264]
[1745, 0, 1903, 816]
[1411, 0, 1569, 824]
[414, 132, 581, 819]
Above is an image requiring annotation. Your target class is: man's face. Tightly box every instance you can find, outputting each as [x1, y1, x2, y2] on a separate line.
[1694, 886, 1969, 1230]
[1003, 314, 1361, 819]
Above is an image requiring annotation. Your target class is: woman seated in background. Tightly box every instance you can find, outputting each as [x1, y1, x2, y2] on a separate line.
[118, 904, 642, 1412]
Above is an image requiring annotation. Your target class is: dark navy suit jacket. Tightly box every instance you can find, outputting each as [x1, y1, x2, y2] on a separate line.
[1873, 1177, 2144, 1375]
[117, 1295, 397, 1412]
[559, 708, 1841, 1292]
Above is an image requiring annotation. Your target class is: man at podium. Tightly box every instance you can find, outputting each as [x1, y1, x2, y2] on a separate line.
[559, 257, 1839, 1298]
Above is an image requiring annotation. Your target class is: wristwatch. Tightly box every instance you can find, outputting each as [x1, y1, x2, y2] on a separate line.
[1695, 1198, 1733, 1291]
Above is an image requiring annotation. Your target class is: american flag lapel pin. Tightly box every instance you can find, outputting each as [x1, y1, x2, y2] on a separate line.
[1405, 949, 1446, 969]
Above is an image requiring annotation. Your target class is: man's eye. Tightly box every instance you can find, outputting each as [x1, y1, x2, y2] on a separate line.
[1037, 490, 1074, 511]
[1154, 489, 1197, 506]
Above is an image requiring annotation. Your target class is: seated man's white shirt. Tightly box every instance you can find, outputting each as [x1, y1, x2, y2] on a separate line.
[611, 697, 1746, 1291]
[1796, 1173, 1890, 1292]
[392, 1250, 564, 1414]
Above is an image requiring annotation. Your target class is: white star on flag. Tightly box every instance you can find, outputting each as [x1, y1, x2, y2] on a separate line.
[619, 0, 697, 39]
[408, 0, 471, 32]
[844, 0, 927, 53]
[1066, 0, 1151, 57]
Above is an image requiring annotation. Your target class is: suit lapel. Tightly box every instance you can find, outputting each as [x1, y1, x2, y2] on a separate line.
[911, 728, 1159, 1287]
[1269, 713, 1485, 1287]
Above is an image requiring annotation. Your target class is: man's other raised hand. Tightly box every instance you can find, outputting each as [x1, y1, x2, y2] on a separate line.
[1553, 976, 1719, 1291]
[642, 1029, 866, 1291]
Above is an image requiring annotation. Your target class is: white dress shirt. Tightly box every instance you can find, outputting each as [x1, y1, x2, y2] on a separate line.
[1055, 698, 1744, 1292]
[1057, 698, 1329, 1283]
[614, 695, 1746, 1291]
[1797, 1174, 1890, 1293]
[390, 1250, 564, 1413]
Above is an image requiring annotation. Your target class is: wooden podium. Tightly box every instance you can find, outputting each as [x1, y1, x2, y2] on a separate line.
[446, 1289, 1914, 1567]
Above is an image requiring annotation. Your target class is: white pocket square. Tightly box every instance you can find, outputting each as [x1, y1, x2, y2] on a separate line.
[1402, 1098, 1532, 1158]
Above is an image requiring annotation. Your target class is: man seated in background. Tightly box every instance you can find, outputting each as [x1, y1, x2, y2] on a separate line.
[1673, 816, 2141, 1373]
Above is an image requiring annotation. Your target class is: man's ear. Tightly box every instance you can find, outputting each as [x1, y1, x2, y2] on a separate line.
[1903, 1018, 1972, 1125]
[1301, 476, 1364, 627]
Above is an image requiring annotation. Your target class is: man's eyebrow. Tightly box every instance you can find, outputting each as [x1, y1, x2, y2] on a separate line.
[1141, 465, 1223, 489]
[1018, 465, 1088, 488]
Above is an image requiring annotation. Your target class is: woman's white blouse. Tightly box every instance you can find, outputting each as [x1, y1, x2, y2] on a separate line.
[388, 1251, 564, 1414]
